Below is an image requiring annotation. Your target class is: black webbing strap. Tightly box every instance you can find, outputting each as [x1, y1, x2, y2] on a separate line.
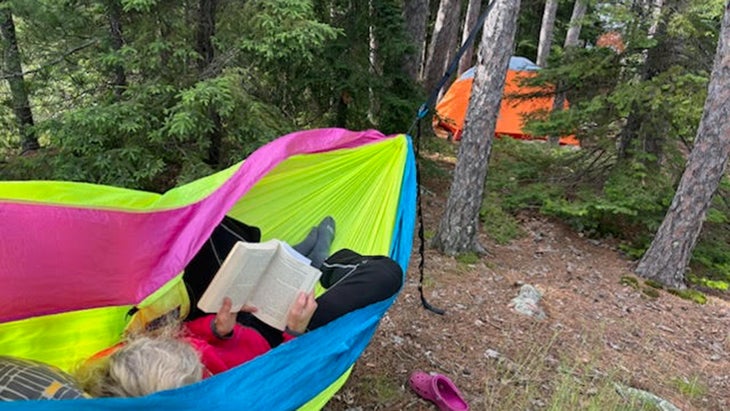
[413, 121, 445, 315]
[408, 1, 496, 314]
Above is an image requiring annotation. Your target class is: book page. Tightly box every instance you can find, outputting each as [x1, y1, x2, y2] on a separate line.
[279, 241, 311, 265]
[196, 241, 277, 313]
[249, 241, 322, 330]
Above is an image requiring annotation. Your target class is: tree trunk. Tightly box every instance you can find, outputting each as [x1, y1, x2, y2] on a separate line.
[457, 0, 481, 75]
[423, 0, 462, 94]
[106, 0, 127, 99]
[368, 0, 380, 125]
[195, 0, 223, 166]
[0, 2, 38, 153]
[563, 0, 586, 49]
[402, 0, 429, 82]
[536, 0, 558, 67]
[548, 0, 585, 145]
[196, 0, 217, 72]
[432, 0, 522, 255]
[635, 2, 730, 289]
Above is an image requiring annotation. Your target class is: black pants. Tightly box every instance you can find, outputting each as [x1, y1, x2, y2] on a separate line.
[184, 218, 403, 347]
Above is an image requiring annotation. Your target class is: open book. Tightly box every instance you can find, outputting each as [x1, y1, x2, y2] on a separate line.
[197, 239, 322, 331]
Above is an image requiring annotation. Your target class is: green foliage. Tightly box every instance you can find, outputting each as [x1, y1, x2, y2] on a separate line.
[667, 288, 707, 305]
[301, 0, 422, 133]
[233, 0, 339, 65]
[121, 0, 158, 13]
[485, 138, 572, 212]
[689, 277, 729, 291]
[688, 179, 730, 285]
[542, 160, 674, 244]
[481, 193, 523, 245]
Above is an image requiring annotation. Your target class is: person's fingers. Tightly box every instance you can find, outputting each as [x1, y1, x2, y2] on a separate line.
[305, 292, 317, 315]
[214, 297, 237, 337]
[220, 297, 232, 313]
[217, 297, 235, 320]
[240, 304, 258, 313]
[286, 291, 317, 334]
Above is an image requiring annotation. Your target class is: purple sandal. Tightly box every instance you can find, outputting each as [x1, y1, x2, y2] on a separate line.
[408, 371, 469, 411]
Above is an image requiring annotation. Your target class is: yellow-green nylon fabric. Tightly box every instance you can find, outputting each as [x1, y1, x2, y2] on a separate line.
[0, 275, 188, 371]
[230, 136, 408, 257]
[230, 136, 407, 410]
[0, 307, 131, 371]
[0, 164, 238, 211]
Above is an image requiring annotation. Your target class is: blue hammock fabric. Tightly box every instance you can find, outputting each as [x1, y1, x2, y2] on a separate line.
[1, 130, 417, 410]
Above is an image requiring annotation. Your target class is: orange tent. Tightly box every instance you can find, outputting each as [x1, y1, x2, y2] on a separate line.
[433, 56, 578, 146]
[596, 31, 625, 53]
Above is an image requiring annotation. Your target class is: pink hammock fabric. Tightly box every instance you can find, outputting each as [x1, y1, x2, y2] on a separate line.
[0, 128, 388, 324]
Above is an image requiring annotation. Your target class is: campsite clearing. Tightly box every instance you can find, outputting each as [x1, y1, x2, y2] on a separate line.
[326, 155, 729, 411]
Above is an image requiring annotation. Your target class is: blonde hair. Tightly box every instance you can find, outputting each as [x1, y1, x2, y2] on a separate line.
[77, 332, 203, 397]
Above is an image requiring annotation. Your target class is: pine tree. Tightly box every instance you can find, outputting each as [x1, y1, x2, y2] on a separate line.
[635, 1, 730, 289]
[432, 0, 522, 255]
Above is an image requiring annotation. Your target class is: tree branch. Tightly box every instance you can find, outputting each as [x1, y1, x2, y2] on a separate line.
[0, 39, 98, 80]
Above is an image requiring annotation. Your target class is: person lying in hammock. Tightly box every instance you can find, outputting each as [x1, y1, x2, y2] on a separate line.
[76, 217, 403, 397]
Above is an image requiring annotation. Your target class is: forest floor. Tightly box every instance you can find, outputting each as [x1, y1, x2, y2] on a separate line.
[325, 154, 730, 411]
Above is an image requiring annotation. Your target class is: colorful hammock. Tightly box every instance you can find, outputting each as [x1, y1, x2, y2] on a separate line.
[0, 128, 417, 410]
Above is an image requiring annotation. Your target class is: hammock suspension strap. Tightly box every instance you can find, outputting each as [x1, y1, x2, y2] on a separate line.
[408, 0, 497, 315]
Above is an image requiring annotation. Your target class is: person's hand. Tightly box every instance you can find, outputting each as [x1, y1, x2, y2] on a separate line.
[286, 291, 317, 335]
[214, 297, 258, 337]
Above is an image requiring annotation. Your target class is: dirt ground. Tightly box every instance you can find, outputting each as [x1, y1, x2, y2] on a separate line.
[325, 158, 730, 411]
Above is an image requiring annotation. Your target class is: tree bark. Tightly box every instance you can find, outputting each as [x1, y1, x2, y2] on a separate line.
[635, 1, 730, 289]
[196, 0, 217, 72]
[106, 0, 127, 99]
[368, 0, 380, 125]
[423, 0, 462, 94]
[536, 0, 558, 67]
[457, 0, 481, 75]
[563, 0, 586, 49]
[432, 0, 522, 255]
[0, 2, 38, 153]
[402, 0, 429, 82]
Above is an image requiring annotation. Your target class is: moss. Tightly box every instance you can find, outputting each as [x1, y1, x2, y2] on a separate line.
[667, 288, 707, 304]
[641, 287, 660, 298]
[644, 279, 664, 289]
[620, 275, 640, 289]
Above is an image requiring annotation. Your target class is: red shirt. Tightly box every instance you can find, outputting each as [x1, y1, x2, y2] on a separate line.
[183, 315, 294, 375]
